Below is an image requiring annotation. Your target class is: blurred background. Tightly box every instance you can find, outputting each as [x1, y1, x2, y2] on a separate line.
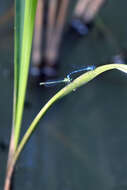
[1, 0, 127, 189]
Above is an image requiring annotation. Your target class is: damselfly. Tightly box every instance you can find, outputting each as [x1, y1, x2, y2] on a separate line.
[40, 65, 95, 87]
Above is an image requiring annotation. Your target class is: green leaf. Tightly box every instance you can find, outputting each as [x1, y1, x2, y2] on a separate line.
[13, 63, 127, 163]
[14, 0, 38, 150]
[13, 0, 25, 126]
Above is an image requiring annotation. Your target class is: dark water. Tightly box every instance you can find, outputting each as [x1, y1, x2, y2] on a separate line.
[1, 0, 127, 189]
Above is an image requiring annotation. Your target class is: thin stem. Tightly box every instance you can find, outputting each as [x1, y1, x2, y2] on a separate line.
[13, 63, 127, 165]
[4, 164, 14, 190]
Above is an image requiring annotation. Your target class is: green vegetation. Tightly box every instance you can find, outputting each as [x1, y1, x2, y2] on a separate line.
[3, 1, 127, 190]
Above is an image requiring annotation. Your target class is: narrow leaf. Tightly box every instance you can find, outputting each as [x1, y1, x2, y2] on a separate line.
[14, 0, 38, 149]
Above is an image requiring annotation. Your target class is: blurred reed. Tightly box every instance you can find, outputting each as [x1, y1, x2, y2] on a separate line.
[32, 0, 70, 78]
[32, 0, 44, 68]
[74, 0, 106, 22]
[74, 0, 90, 18]
[45, 0, 58, 62]
[46, 0, 70, 65]
[83, 0, 106, 23]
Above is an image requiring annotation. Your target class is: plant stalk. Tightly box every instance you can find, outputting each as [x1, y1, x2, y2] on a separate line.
[12, 63, 127, 169]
